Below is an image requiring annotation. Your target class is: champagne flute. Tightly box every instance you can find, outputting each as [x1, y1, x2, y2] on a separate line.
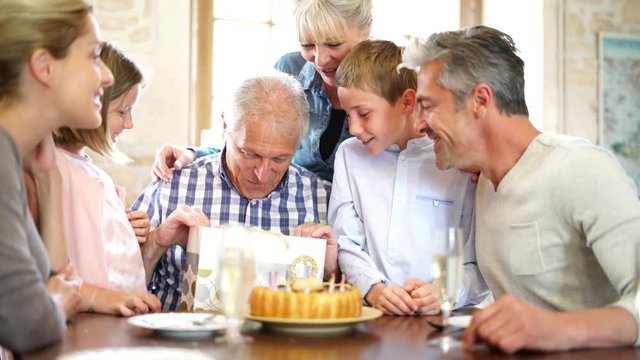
[428, 227, 464, 351]
[217, 226, 255, 344]
[635, 242, 639, 316]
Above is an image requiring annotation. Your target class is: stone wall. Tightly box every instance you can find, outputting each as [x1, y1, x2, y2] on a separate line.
[90, 0, 192, 206]
[87, 0, 640, 206]
[563, 0, 640, 141]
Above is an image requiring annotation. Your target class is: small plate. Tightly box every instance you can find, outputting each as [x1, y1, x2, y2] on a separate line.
[446, 315, 472, 328]
[127, 312, 226, 339]
[58, 347, 213, 360]
[245, 306, 382, 335]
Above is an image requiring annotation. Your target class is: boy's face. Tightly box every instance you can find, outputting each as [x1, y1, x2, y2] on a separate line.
[338, 85, 416, 155]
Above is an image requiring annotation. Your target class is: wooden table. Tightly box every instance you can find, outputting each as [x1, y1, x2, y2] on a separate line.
[21, 313, 640, 360]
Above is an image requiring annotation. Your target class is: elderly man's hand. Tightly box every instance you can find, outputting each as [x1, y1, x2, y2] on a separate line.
[153, 205, 210, 248]
[293, 223, 338, 275]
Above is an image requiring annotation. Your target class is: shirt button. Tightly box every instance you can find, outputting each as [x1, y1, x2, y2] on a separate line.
[400, 155, 406, 161]
[433, 200, 439, 207]
[251, 200, 258, 206]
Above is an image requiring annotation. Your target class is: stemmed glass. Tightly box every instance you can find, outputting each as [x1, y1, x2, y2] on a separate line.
[427, 227, 464, 351]
[635, 242, 639, 317]
[217, 225, 256, 344]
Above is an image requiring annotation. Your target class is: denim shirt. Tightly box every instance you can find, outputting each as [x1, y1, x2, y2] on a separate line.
[274, 52, 353, 182]
[194, 52, 352, 182]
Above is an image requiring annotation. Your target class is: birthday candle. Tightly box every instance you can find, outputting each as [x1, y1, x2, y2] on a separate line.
[329, 272, 336, 294]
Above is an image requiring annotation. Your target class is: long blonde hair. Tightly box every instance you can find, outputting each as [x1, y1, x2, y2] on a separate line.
[0, 0, 92, 104]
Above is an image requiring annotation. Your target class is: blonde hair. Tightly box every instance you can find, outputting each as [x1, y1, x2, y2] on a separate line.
[0, 0, 92, 103]
[54, 43, 144, 158]
[295, 0, 372, 44]
[336, 40, 416, 104]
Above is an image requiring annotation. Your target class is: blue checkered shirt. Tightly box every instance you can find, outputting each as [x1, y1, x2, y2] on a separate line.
[131, 150, 331, 311]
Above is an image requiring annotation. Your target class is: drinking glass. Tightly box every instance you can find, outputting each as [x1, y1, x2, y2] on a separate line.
[635, 243, 639, 317]
[428, 227, 464, 351]
[217, 226, 256, 344]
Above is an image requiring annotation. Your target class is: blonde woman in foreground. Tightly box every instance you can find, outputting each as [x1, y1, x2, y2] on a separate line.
[0, 0, 114, 354]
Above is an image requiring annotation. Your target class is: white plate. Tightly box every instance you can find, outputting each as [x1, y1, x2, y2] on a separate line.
[245, 306, 382, 335]
[446, 315, 472, 328]
[127, 312, 226, 339]
[57, 347, 213, 360]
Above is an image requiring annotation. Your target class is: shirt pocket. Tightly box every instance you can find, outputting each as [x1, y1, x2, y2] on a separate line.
[415, 195, 454, 207]
[414, 195, 456, 228]
[507, 221, 545, 275]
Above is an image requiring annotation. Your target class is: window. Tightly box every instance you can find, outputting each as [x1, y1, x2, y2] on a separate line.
[196, 0, 467, 147]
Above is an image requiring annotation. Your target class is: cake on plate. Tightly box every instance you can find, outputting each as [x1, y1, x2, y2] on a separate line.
[250, 278, 362, 319]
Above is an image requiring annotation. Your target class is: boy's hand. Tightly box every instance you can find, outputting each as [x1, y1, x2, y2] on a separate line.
[365, 283, 417, 316]
[405, 278, 441, 315]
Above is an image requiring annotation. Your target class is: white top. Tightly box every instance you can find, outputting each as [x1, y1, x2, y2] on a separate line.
[331, 136, 488, 305]
[475, 133, 640, 345]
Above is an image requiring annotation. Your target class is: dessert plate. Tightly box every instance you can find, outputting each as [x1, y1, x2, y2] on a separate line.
[446, 315, 472, 328]
[245, 306, 382, 335]
[58, 347, 213, 360]
[127, 312, 226, 339]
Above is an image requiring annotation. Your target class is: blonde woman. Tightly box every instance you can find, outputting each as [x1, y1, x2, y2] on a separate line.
[152, 0, 373, 183]
[0, 0, 113, 353]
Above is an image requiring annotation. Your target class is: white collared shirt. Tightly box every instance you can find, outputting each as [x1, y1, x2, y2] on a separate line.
[331, 136, 487, 305]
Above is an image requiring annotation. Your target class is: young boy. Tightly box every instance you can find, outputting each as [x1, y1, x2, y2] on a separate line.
[331, 40, 488, 315]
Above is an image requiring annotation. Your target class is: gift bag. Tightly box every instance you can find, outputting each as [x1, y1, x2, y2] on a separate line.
[179, 225, 326, 312]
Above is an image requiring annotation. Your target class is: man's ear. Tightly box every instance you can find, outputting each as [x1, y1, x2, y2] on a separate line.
[471, 83, 492, 118]
[401, 88, 416, 115]
[29, 49, 55, 87]
[221, 112, 231, 142]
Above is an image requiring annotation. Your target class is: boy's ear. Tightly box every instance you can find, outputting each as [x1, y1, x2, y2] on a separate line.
[29, 49, 55, 87]
[401, 88, 417, 115]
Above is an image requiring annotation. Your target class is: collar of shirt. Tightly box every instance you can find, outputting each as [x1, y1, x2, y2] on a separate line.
[383, 135, 433, 155]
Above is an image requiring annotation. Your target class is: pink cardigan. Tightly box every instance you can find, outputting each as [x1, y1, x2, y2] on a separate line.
[57, 148, 146, 293]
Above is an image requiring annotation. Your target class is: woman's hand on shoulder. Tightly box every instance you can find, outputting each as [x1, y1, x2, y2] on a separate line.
[151, 144, 195, 182]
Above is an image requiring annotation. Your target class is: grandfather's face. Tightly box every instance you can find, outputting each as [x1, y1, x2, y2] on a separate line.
[224, 118, 298, 199]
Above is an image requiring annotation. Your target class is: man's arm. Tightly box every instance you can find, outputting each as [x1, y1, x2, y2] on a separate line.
[140, 206, 211, 284]
[464, 294, 637, 353]
[140, 229, 169, 285]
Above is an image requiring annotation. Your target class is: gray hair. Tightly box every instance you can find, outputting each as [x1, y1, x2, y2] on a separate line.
[400, 26, 528, 116]
[225, 72, 309, 144]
